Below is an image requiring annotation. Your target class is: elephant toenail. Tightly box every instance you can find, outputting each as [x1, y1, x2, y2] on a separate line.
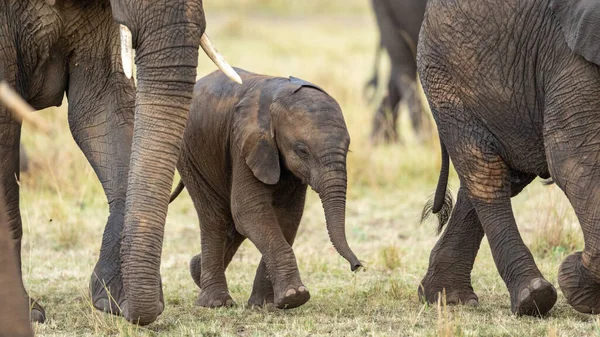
[298, 286, 307, 292]
[285, 289, 297, 297]
[212, 300, 223, 307]
[520, 288, 530, 301]
[532, 279, 543, 290]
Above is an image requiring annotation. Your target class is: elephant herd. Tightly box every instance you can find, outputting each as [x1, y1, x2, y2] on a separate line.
[2, 0, 600, 334]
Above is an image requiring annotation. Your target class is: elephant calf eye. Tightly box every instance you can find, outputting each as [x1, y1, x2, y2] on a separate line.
[294, 144, 310, 158]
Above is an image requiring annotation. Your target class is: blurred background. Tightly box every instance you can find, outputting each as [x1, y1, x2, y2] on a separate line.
[20, 1, 586, 335]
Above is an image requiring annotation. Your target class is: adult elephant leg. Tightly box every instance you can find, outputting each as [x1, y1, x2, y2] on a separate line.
[65, 26, 136, 316]
[420, 175, 535, 306]
[0, 108, 45, 323]
[371, 70, 401, 145]
[248, 181, 307, 308]
[419, 188, 483, 306]
[0, 184, 33, 337]
[451, 131, 556, 316]
[232, 165, 308, 309]
[545, 106, 600, 314]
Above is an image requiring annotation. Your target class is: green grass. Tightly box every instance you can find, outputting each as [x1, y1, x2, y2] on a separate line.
[17, 1, 596, 336]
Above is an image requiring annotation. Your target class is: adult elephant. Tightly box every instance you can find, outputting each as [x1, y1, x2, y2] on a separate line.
[418, 0, 600, 316]
[365, 0, 431, 144]
[1, 0, 239, 325]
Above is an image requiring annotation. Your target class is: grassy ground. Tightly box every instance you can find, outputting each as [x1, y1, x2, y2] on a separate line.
[18, 1, 597, 336]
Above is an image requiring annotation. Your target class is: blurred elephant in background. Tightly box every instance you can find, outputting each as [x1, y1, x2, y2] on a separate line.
[170, 69, 362, 309]
[419, 0, 600, 317]
[365, 0, 431, 144]
[1, 0, 239, 325]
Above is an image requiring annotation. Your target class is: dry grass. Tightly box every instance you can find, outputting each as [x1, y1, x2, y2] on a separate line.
[16, 1, 597, 336]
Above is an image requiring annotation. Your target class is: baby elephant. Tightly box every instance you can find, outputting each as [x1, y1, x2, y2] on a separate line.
[170, 68, 362, 310]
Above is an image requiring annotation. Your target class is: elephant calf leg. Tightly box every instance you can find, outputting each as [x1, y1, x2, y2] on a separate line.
[233, 217, 308, 309]
[195, 215, 236, 308]
[189, 225, 245, 290]
[419, 188, 482, 307]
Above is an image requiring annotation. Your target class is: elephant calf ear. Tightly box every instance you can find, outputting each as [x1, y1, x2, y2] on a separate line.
[233, 88, 280, 185]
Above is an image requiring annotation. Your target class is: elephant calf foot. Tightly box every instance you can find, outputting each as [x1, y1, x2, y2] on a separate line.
[196, 288, 236, 308]
[418, 273, 479, 307]
[28, 297, 46, 323]
[558, 252, 600, 314]
[511, 277, 557, 316]
[274, 285, 310, 309]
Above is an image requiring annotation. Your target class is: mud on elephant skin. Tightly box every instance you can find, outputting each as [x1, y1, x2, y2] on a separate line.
[365, 0, 431, 144]
[170, 68, 362, 310]
[418, 0, 600, 317]
[1, 0, 239, 325]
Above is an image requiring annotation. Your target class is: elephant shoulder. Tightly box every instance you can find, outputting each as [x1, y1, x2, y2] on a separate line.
[550, 0, 600, 66]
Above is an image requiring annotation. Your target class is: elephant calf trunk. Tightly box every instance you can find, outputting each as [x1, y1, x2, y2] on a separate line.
[319, 176, 362, 272]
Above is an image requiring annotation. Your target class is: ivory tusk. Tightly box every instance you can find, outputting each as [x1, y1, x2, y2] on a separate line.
[0, 81, 51, 134]
[120, 25, 134, 79]
[200, 34, 242, 84]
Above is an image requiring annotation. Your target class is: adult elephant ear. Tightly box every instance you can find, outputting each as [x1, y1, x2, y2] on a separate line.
[550, 0, 600, 66]
[233, 82, 281, 185]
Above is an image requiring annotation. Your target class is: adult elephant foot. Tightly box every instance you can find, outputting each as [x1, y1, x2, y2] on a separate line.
[89, 266, 164, 318]
[558, 252, 600, 314]
[510, 277, 557, 316]
[274, 285, 310, 309]
[28, 297, 46, 323]
[418, 272, 479, 307]
[195, 288, 236, 308]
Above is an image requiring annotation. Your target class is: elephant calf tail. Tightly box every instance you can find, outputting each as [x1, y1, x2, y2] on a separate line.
[169, 180, 186, 203]
[421, 139, 453, 234]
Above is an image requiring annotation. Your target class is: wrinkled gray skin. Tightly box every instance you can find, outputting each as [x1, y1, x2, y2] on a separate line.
[419, 0, 600, 316]
[0, 70, 33, 337]
[2, 0, 211, 325]
[0, 187, 32, 337]
[365, 0, 431, 144]
[171, 69, 362, 309]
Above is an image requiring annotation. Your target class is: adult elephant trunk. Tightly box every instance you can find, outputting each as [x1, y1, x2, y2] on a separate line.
[119, 22, 203, 325]
[317, 163, 362, 272]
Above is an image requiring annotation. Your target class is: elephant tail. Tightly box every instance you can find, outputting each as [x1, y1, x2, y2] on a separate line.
[421, 139, 453, 234]
[169, 180, 186, 203]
